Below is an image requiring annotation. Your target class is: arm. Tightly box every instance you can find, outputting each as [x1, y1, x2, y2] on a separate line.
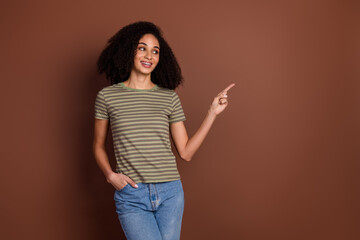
[170, 110, 217, 161]
[93, 119, 138, 189]
[170, 83, 235, 161]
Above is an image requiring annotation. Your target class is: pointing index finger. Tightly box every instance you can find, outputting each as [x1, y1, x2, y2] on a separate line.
[222, 83, 236, 94]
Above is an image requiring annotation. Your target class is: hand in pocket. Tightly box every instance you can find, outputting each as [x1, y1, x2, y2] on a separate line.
[107, 172, 138, 190]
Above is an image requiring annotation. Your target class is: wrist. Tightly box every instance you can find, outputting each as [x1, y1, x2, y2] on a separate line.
[208, 108, 217, 118]
[105, 171, 116, 183]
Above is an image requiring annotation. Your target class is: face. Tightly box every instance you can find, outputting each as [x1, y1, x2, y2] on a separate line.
[132, 34, 160, 75]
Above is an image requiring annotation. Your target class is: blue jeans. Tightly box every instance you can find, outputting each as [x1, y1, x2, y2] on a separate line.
[114, 179, 185, 240]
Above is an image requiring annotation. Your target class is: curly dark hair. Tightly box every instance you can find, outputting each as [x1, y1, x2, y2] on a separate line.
[97, 21, 184, 90]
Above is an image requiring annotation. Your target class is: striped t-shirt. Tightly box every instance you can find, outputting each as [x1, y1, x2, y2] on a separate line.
[94, 82, 186, 183]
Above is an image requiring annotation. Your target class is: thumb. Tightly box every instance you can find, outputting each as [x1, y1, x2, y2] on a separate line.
[214, 95, 221, 101]
[126, 177, 138, 188]
[212, 95, 221, 105]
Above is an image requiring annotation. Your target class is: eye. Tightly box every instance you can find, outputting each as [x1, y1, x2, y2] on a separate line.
[138, 47, 145, 51]
[152, 49, 159, 54]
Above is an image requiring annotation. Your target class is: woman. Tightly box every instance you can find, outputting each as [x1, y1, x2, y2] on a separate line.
[93, 21, 234, 240]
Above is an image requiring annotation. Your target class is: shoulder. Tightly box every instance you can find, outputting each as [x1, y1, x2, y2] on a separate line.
[157, 86, 175, 94]
[157, 86, 181, 98]
[154, 86, 179, 100]
[98, 83, 120, 93]
[97, 83, 128, 99]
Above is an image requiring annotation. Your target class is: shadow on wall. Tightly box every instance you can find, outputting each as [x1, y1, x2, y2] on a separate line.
[71, 62, 127, 239]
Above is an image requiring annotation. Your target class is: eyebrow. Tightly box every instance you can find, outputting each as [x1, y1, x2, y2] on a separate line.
[138, 42, 160, 49]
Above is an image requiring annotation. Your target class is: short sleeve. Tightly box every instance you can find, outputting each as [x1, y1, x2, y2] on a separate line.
[168, 92, 186, 123]
[94, 90, 109, 120]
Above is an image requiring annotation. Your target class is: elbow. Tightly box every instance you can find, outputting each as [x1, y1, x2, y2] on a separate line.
[180, 153, 192, 162]
[92, 143, 100, 153]
[93, 143, 105, 155]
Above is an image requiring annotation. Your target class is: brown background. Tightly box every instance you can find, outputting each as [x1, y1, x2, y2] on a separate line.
[1, 0, 359, 239]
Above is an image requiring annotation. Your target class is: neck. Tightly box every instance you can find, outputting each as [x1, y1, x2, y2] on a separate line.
[125, 71, 155, 89]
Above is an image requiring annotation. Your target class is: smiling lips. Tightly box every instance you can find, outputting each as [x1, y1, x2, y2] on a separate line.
[140, 61, 152, 68]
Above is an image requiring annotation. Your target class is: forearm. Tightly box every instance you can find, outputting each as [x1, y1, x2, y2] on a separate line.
[183, 109, 217, 161]
[93, 145, 115, 181]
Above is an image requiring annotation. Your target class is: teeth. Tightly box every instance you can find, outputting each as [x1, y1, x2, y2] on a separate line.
[141, 62, 151, 66]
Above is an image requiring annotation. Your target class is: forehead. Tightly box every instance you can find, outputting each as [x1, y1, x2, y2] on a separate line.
[138, 34, 160, 47]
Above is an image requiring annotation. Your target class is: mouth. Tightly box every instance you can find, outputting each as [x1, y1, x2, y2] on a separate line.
[140, 61, 152, 68]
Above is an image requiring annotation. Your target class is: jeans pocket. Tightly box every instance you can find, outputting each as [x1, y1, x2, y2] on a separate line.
[117, 183, 129, 193]
[114, 184, 130, 201]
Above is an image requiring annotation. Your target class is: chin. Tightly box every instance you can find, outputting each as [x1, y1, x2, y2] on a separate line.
[134, 66, 155, 75]
[140, 69, 153, 75]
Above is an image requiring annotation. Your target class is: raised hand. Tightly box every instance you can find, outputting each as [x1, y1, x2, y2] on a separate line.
[209, 83, 235, 116]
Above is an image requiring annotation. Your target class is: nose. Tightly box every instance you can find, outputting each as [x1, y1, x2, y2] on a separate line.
[144, 50, 152, 60]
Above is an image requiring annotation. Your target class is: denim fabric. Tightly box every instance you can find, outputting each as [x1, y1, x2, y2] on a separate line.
[114, 179, 184, 240]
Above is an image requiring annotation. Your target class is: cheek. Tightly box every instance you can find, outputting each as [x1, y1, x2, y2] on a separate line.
[134, 52, 142, 59]
[154, 56, 160, 65]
